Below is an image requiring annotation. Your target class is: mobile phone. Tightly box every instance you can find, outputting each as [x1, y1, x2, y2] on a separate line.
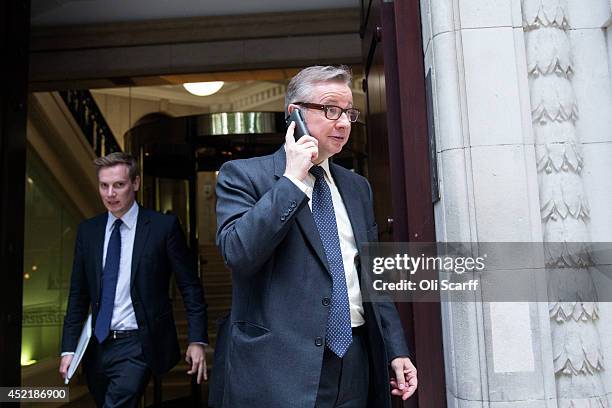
[286, 108, 310, 141]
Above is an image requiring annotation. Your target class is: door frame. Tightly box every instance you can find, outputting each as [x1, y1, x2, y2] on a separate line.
[362, 1, 447, 406]
[1, 0, 30, 390]
[3, 1, 446, 402]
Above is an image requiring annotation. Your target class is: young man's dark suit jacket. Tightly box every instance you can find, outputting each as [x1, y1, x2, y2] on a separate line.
[215, 147, 410, 408]
[61, 206, 208, 376]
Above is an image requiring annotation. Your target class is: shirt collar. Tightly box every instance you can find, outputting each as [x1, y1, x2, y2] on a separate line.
[312, 159, 333, 183]
[318, 159, 331, 179]
[107, 201, 139, 232]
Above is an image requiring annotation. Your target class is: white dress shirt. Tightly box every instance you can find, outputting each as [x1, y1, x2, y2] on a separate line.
[103, 201, 139, 331]
[285, 159, 366, 327]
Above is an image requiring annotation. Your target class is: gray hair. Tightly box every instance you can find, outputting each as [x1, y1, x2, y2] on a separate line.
[94, 152, 139, 181]
[284, 65, 353, 114]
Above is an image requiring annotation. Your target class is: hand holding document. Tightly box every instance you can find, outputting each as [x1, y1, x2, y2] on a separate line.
[64, 313, 92, 384]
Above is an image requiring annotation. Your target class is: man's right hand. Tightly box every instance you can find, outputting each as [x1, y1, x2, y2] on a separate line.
[59, 355, 74, 379]
[284, 122, 319, 181]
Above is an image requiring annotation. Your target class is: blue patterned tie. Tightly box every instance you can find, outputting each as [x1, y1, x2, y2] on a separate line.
[309, 165, 352, 358]
[94, 218, 123, 343]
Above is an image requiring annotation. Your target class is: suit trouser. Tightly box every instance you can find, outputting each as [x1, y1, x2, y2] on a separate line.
[85, 333, 151, 408]
[315, 326, 370, 408]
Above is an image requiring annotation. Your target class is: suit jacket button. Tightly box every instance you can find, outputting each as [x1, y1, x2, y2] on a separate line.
[280, 216, 286, 221]
[322, 297, 331, 306]
[291, 201, 297, 208]
[315, 337, 323, 347]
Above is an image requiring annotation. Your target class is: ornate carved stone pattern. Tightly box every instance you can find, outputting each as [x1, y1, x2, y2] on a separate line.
[22, 304, 64, 327]
[522, 1, 607, 406]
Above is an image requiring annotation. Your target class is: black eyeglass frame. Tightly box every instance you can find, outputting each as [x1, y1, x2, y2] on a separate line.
[294, 102, 360, 122]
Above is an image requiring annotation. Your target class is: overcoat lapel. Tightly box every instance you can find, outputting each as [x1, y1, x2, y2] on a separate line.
[329, 162, 368, 254]
[131, 207, 151, 286]
[330, 163, 382, 329]
[94, 214, 108, 299]
[273, 148, 332, 276]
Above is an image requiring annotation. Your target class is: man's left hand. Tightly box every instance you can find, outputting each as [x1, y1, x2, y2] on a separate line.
[389, 357, 417, 400]
[185, 343, 207, 384]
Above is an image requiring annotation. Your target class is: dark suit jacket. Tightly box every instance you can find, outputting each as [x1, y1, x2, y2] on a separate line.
[214, 148, 410, 408]
[61, 206, 208, 375]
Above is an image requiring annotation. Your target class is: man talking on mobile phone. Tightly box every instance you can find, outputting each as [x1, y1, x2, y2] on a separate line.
[214, 65, 417, 407]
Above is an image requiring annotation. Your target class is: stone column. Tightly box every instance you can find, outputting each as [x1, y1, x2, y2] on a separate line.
[418, 0, 612, 405]
[522, 0, 609, 405]
[419, 0, 557, 406]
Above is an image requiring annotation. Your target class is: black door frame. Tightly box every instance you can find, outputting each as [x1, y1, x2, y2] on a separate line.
[1, 0, 30, 391]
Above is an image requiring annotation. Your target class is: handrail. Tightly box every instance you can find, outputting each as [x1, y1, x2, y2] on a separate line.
[59, 90, 122, 156]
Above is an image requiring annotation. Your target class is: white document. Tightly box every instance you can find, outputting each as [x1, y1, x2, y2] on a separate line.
[65, 313, 92, 384]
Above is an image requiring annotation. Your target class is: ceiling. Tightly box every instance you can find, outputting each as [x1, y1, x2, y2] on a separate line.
[31, 0, 364, 130]
[91, 82, 280, 108]
[91, 79, 365, 111]
[31, 0, 360, 26]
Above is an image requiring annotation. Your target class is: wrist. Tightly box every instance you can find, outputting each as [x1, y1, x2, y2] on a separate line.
[283, 170, 303, 180]
[284, 174, 309, 194]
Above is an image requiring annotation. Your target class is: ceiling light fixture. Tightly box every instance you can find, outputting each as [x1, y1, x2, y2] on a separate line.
[183, 81, 224, 96]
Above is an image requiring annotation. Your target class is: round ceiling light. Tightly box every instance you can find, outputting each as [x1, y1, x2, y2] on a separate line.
[183, 81, 224, 96]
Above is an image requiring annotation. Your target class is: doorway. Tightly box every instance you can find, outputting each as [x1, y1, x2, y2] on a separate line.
[3, 1, 445, 406]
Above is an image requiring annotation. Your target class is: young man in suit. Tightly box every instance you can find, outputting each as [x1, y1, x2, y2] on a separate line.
[215, 65, 417, 407]
[59, 153, 208, 407]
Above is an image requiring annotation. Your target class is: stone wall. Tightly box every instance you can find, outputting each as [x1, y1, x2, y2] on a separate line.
[418, 0, 612, 405]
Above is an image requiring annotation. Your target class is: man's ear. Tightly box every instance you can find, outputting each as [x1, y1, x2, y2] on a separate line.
[133, 175, 141, 192]
[287, 104, 297, 115]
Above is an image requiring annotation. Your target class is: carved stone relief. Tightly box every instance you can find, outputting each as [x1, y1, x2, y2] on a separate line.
[522, 0, 607, 406]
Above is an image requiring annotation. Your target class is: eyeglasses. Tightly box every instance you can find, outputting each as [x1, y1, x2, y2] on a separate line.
[294, 102, 360, 123]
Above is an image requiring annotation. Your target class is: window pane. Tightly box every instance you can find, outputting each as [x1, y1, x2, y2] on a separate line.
[22, 148, 84, 367]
